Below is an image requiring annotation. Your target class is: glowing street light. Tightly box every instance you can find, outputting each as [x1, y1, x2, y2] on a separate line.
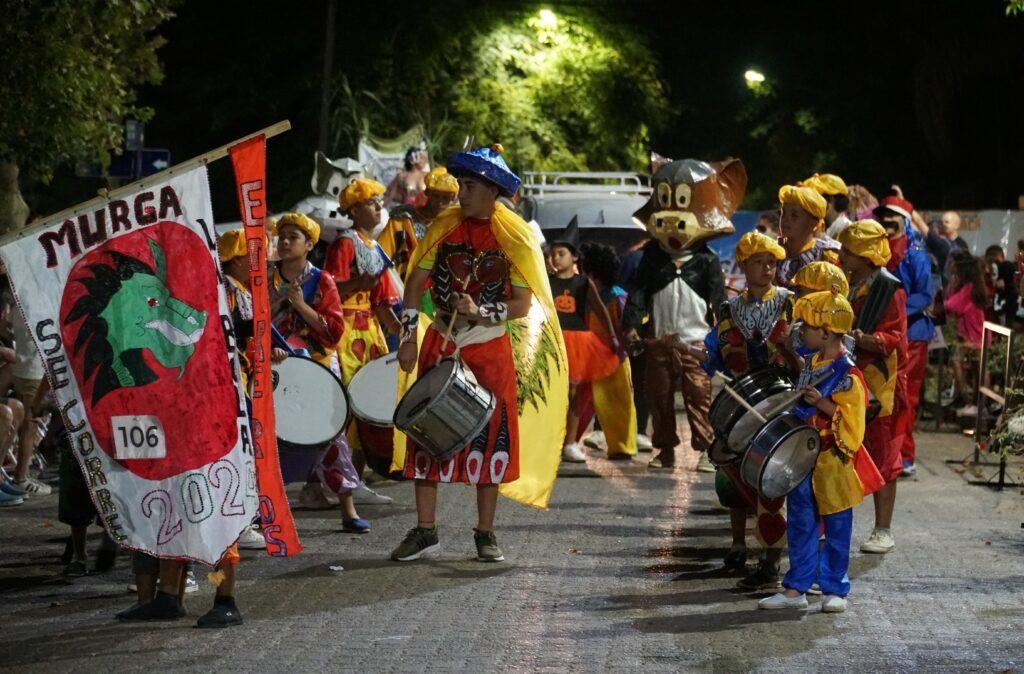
[537, 8, 558, 28]
[744, 69, 766, 84]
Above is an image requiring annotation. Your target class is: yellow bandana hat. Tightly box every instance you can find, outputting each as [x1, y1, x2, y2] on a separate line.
[792, 260, 849, 296]
[837, 219, 891, 266]
[735, 230, 785, 262]
[794, 289, 854, 334]
[799, 173, 849, 196]
[339, 178, 386, 212]
[273, 211, 321, 245]
[217, 229, 246, 262]
[778, 184, 827, 220]
[424, 167, 459, 194]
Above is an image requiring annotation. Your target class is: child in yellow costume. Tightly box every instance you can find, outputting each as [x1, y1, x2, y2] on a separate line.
[323, 179, 401, 472]
[758, 289, 883, 613]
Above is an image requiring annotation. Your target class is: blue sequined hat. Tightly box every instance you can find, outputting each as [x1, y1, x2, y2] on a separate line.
[446, 144, 521, 198]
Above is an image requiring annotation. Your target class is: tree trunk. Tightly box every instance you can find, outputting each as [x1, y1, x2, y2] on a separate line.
[0, 162, 30, 237]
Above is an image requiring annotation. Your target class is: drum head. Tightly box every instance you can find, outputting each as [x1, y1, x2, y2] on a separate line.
[726, 389, 797, 453]
[349, 354, 400, 425]
[757, 424, 820, 500]
[273, 357, 349, 447]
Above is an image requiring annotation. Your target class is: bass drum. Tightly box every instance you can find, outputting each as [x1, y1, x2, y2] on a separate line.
[273, 357, 350, 483]
[740, 413, 820, 499]
[348, 353, 400, 477]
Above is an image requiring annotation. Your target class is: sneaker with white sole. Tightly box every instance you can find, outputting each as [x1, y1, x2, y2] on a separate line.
[859, 528, 895, 554]
[583, 431, 607, 450]
[821, 594, 848, 613]
[562, 443, 586, 463]
[299, 482, 335, 510]
[0, 489, 25, 507]
[900, 461, 917, 478]
[352, 484, 393, 505]
[636, 434, 654, 452]
[14, 477, 52, 495]
[390, 526, 440, 562]
[758, 592, 808, 610]
[695, 453, 715, 473]
[185, 570, 198, 593]
[807, 583, 822, 596]
[237, 525, 267, 550]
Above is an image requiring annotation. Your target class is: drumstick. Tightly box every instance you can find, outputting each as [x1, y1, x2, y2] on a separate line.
[759, 371, 834, 419]
[713, 371, 767, 424]
[436, 276, 471, 366]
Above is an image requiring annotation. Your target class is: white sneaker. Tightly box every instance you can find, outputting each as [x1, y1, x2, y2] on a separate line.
[900, 462, 917, 478]
[237, 524, 267, 550]
[821, 594, 848, 613]
[695, 453, 715, 473]
[352, 484, 394, 505]
[636, 434, 654, 452]
[14, 477, 52, 495]
[583, 431, 607, 450]
[955, 404, 978, 417]
[859, 528, 895, 554]
[562, 443, 586, 463]
[758, 592, 808, 610]
[299, 483, 335, 510]
[185, 570, 198, 593]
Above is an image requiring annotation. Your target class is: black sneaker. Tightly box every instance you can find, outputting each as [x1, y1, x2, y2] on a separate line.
[116, 592, 185, 621]
[62, 560, 88, 577]
[737, 561, 781, 590]
[473, 529, 505, 562]
[722, 548, 747, 572]
[196, 603, 243, 628]
[390, 526, 440, 562]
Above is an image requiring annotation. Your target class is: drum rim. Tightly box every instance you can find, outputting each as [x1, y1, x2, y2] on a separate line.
[273, 356, 351, 448]
[349, 353, 400, 425]
[711, 379, 794, 434]
[742, 413, 820, 498]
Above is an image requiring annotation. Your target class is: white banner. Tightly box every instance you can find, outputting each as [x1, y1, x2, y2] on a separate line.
[0, 166, 257, 565]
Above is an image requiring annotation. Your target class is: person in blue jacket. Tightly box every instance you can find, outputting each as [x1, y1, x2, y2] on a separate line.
[875, 196, 933, 477]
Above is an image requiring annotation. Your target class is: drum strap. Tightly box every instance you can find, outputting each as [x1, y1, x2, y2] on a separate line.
[792, 353, 855, 421]
[852, 269, 902, 334]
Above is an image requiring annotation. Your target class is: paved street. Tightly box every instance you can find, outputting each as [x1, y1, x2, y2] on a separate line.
[3, 428, 1024, 673]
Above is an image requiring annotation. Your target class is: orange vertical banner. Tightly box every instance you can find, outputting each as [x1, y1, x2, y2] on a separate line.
[228, 136, 302, 556]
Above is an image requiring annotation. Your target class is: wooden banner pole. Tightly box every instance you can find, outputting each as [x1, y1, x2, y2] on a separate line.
[0, 119, 291, 248]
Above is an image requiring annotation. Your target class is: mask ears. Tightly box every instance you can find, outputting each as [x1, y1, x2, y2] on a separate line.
[709, 158, 748, 216]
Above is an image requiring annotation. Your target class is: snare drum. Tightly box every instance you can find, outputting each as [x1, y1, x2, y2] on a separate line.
[740, 413, 820, 499]
[349, 353, 399, 426]
[708, 367, 796, 464]
[393, 358, 495, 463]
[273, 357, 350, 482]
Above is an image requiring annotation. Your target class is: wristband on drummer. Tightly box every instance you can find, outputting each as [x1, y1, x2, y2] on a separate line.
[400, 308, 419, 344]
[478, 302, 508, 324]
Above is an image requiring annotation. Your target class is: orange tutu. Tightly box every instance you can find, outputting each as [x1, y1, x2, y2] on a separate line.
[562, 330, 618, 383]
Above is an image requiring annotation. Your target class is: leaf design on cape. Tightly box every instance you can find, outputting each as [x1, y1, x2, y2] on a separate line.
[508, 315, 562, 413]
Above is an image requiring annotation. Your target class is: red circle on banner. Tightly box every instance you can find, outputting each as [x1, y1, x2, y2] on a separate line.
[59, 221, 239, 480]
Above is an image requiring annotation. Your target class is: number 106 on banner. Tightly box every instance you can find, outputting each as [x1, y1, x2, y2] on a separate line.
[112, 415, 167, 460]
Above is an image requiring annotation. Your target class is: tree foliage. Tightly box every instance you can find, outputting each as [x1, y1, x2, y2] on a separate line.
[0, 0, 178, 182]
[329, 6, 670, 172]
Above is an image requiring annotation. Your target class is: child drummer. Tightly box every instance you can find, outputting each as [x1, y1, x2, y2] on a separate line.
[699, 231, 797, 589]
[758, 289, 883, 613]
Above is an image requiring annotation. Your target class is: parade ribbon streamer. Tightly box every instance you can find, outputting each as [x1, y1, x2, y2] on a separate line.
[229, 136, 302, 556]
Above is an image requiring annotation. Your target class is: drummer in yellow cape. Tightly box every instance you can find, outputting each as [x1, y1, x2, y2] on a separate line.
[390, 144, 569, 563]
[758, 288, 884, 612]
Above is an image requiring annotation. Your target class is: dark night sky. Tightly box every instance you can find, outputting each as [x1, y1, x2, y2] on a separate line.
[34, 0, 1023, 220]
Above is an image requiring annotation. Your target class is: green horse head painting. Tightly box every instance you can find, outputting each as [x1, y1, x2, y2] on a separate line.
[65, 239, 208, 405]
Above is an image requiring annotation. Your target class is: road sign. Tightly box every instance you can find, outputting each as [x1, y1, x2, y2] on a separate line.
[101, 149, 172, 179]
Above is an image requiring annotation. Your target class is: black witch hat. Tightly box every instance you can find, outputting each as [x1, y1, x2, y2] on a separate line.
[550, 215, 581, 256]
